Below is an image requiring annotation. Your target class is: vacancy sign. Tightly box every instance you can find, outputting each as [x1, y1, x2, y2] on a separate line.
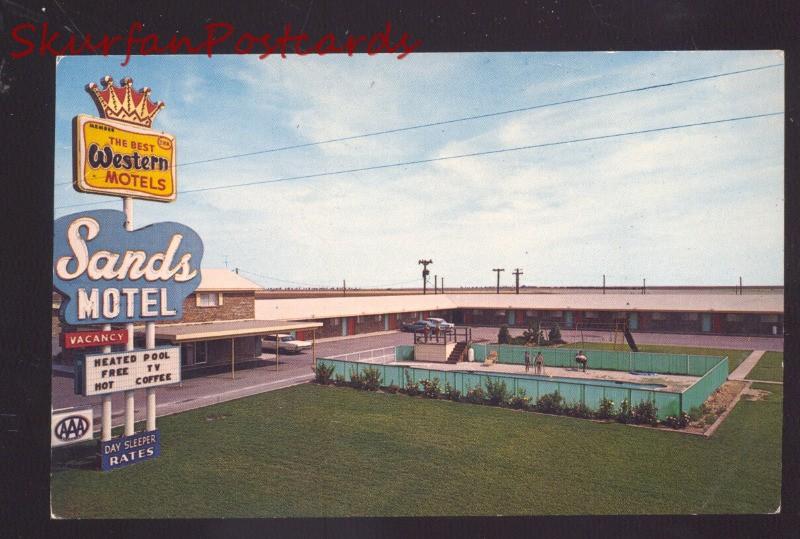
[76, 346, 181, 396]
[63, 329, 128, 349]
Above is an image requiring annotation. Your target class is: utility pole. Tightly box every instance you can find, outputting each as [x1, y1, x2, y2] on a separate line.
[739, 276, 743, 295]
[434, 275, 438, 294]
[343, 279, 346, 296]
[512, 268, 523, 294]
[419, 259, 433, 294]
[603, 274, 606, 295]
[492, 268, 505, 294]
[642, 278, 646, 295]
[441, 277, 444, 294]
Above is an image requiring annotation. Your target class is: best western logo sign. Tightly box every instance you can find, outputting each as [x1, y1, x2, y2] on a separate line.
[73, 114, 176, 202]
[53, 209, 203, 325]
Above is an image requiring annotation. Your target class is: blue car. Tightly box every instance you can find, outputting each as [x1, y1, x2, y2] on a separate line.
[401, 320, 437, 332]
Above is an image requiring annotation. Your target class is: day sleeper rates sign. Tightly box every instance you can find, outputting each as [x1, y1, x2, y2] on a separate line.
[100, 430, 160, 471]
[77, 346, 181, 396]
[53, 209, 203, 325]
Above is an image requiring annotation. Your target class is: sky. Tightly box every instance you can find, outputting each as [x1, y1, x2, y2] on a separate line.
[54, 51, 784, 289]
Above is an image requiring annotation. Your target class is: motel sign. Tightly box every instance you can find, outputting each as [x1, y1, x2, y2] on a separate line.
[53, 209, 204, 325]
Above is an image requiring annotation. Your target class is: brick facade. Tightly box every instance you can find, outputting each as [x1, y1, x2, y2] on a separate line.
[159, 291, 256, 325]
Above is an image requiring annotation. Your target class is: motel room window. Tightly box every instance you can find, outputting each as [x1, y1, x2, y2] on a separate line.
[496, 310, 506, 316]
[331, 318, 340, 326]
[357, 315, 363, 322]
[550, 311, 562, 318]
[196, 292, 223, 307]
[375, 315, 383, 322]
[181, 342, 208, 366]
[651, 312, 667, 321]
[472, 310, 482, 315]
[761, 314, 779, 323]
[681, 313, 699, 321]
[584, 311, 599, 319]
[526, 310, 536, 316]
[726, 314, 744, 322]
[396, 313, 403, 320]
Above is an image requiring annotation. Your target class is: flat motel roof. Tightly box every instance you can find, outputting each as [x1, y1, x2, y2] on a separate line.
[154, 319, 323, 343]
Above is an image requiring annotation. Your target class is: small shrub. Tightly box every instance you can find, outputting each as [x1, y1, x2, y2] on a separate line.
[498, 325, 511, 344]
[548, 323, 562, 343]
[384, 384, 400, 394]
[617, 399, 633, 424]
[662, 411, 691, 429]
[534, 391, 564, 414]
[362, 366, 382, 391]
[687, 406, 705, 422]
[349, 367, 366, 389]
[464, 386, 485, 404]
[632, 400, 659, 426]
[444, 383, 461, 401]
[484, 377, 509, 406]
[597, 398, 616, 419]
[419, 378, 441, 399]
[404, 370, 420, 396]
[565, 402, 594, 419]
[333, 373, 346, 385]
[508, 388, 531, 410]
[314, 362, 335, 385]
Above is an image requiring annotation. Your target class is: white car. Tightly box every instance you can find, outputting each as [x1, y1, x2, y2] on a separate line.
[262, 334, 312, 354]
[424, 318, 455, 331]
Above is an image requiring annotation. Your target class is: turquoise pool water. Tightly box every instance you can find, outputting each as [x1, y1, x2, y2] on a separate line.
[458, 370, 667, 391]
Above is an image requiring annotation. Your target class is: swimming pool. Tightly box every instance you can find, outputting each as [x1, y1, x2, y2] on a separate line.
[458, 370, 667, 391]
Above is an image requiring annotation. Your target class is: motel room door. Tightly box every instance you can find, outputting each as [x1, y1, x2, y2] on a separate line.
[701, 313, 712, 332]
[347, 317, 356, 336]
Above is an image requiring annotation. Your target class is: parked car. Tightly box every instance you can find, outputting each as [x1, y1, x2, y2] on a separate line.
[424, 318, 455, 331]
[262, 334, 312, 354]
[401, 320, 437, 333]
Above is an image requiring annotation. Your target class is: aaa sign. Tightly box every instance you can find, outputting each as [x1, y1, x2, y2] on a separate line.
[73, 114, 176, 202]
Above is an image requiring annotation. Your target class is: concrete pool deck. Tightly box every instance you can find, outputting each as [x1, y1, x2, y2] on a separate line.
[388, 360, 701, 392]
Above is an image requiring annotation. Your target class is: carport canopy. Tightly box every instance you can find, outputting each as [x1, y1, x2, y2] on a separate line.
[153, 319, 323, 343]
[153, 319, 325, 380]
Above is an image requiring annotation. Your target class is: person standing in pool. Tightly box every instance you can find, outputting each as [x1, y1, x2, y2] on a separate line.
[524, 349, 531, 372]
[575, 350, 588, 372]
[534, 351, 544, 374]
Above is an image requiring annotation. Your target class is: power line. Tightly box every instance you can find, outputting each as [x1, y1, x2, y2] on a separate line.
[53, 62, 783, 186]
[237, 267, 418, 289]
[55, 111, 782, 210]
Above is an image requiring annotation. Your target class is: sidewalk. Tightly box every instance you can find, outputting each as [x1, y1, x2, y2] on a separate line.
[728, 350, 766, 380]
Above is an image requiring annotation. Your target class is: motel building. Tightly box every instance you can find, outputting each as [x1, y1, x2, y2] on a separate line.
[54, 274, 783, 379]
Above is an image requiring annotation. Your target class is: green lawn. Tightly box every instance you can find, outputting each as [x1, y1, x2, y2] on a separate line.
[747, 352, 784, 382]
[567, 342, 752, 374]
[51, 380, 782, 517]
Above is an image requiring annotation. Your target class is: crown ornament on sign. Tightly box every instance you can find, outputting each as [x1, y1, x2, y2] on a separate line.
[86, 76, 165, 128]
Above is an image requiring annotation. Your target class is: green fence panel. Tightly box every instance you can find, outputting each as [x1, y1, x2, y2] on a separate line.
[584, 386, 605, 409]
[556, 383, 583, 405]
[395, 345, 415, 361]
[681, 357, 728, 413]
[654, 392, 681, 418]
[472, 344, 488, 361]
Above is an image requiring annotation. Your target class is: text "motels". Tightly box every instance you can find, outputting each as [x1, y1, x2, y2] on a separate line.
[74, 115, 176, 202]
